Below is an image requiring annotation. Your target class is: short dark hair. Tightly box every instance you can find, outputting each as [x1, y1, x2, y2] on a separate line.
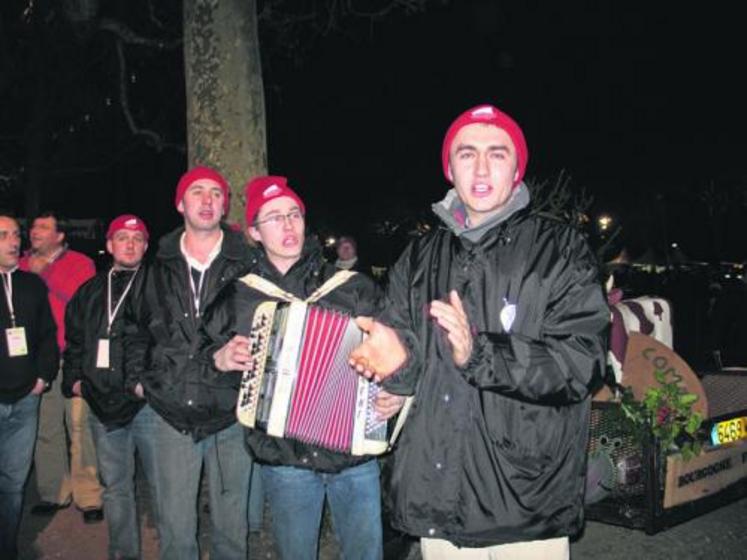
[34, 210, 67, 235]
[0, 210, 17, 222]
[336, 235, 357, 251]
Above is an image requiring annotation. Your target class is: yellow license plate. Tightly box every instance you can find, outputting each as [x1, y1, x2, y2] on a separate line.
[710, 417, 747, 446]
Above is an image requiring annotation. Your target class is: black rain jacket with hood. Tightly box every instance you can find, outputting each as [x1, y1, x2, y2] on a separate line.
[380, 183, 609, 547]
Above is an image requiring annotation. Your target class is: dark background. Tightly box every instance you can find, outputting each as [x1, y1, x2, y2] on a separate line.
[1, 0, 745, 267]
[1, 0, 745, 368]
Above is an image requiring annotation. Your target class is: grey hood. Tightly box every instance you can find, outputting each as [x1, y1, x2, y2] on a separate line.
[432, 182, 531, 243]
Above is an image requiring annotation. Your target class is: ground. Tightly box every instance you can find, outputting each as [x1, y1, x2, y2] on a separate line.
[16, 471, 747, 560]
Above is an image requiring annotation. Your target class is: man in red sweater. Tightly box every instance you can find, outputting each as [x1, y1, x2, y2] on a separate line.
[20, 211, 103, 523]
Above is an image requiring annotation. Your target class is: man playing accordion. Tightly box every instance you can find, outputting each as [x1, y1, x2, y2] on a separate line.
[203, 175, 404, 560]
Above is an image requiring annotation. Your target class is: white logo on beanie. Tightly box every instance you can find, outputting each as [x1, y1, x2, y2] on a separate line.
[125, 218, 138, 227]
[263, 184, 281, 198]
[471, 106, 495, 118]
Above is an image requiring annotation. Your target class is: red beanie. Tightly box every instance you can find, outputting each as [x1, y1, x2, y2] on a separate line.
[106, 214, 149, 241]
[245, 176, 305, 226]
[174, 166, 230, 214]
[441, 104, 529, 187]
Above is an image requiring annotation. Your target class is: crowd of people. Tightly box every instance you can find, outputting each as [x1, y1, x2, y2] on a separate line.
[0, 104, 609, 560]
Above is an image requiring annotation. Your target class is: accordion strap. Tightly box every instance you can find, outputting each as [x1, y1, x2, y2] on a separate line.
[238, 270, 358, 304]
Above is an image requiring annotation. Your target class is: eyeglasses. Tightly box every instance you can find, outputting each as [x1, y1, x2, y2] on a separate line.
[254, 210, 305, 228]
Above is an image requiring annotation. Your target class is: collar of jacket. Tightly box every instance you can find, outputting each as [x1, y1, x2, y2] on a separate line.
[156, 224, 249, 263]
[433, 181, 531, 243]
[248, 236, 325, 282]
[436, 204, 533, 255]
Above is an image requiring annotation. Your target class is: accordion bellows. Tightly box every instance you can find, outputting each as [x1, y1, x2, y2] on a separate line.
[237, 301, 388, 456]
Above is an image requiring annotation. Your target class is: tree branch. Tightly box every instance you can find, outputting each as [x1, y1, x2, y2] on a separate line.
[344, 0, 428, 19]
[114, 39, 184, 153]
[147, 0, 166, 29]
[100, 18, 180, 49]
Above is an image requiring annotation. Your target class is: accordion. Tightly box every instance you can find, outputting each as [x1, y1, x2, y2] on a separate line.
[236, 301, 388, 456]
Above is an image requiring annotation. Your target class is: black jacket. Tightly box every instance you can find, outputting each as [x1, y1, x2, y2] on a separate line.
[0, 270, 58, 403]
[200, 238, 382, 472]
[124, 225, 252, 440]
[380, 208, 609, 547]
[62, 268, 145, 429]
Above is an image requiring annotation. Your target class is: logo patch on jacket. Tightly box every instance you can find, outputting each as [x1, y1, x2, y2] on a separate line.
[500, 298, 516, 332]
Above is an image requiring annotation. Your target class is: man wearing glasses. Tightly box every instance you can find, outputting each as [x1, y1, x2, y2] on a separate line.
[204, 175, 404, 560]
[124, 166, 254, 560]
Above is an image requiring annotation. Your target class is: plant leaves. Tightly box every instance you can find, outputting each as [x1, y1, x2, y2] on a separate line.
[679, 393, 697, 406]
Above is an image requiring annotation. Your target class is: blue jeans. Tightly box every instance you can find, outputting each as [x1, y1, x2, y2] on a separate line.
[262, 460, 383, 560]
[0, 393, 40, 559]
[248, 462, 263, 532]
[89, 405, 160, 560]
[148, 415, 252, 560]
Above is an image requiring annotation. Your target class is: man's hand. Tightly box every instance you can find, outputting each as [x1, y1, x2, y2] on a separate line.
[30, 378, 47, 395]
[429, 290, 473, 367]
[72, 380, 82, 397]
[349, 317, 407, 382]
[134, 383, 145, 399]
[213, 335, 252, 372]
[374, 389, 406, 421]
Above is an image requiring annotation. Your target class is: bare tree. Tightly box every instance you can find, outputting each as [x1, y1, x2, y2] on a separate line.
[525, 169, 593, 225]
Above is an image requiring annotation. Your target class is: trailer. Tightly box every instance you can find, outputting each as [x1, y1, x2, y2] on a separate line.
[585, 329, 747, 533]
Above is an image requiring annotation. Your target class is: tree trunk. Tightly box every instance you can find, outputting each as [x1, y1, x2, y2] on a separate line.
[183, 0, 267, 228]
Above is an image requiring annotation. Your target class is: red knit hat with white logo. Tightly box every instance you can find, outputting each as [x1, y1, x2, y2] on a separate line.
[244, 176, 306, 226]
[174, 166, 230, 214]
[106, 214, 149, 241]
[441, 104, 529, 187]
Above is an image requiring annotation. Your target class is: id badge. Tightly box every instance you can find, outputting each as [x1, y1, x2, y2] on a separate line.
[6, 327, 28, 357]
[96, 339, 110, 369]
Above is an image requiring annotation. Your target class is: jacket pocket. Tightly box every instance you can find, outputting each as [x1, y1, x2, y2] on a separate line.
[480, 390, 570, 473]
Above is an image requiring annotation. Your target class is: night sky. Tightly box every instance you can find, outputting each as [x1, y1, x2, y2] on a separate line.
[2, 1, 745, 264]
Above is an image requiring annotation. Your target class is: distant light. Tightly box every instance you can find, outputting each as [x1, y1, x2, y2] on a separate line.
[98, 250, 106, 255]
[598, 214, 612, 232]
[724, 274, 731, 279]
[325, 236, 336, 247]
[671, 242, 678, 248]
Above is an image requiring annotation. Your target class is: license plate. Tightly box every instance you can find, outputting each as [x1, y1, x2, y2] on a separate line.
[710, 417, 747, 446]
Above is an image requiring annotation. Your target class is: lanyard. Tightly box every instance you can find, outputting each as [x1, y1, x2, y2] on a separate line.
[179, 231, 223, 319]
[1, 270, 16, 327]
[107, 268, 138, 335]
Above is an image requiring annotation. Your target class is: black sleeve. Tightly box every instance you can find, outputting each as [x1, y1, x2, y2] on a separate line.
[349, 270, 384, 318]
[458, 231, 609, 404]
[34, 282, 59, 384]
[61, 286, 87, 397]
[196, 281, 250, 369]
[122, 266, 152, 394]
